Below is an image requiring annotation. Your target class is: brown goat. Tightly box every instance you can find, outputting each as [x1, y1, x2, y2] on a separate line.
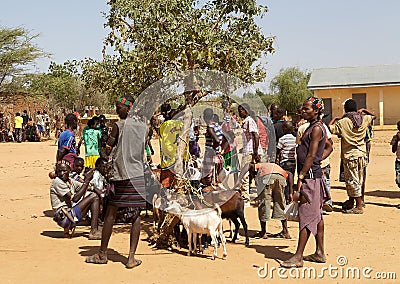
[194, 189, 249, 247]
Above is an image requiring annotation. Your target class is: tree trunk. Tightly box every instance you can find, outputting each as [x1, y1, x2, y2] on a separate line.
[174, 106, 192, 176]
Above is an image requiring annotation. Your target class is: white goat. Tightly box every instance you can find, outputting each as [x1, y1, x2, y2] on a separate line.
[165, 200, 227, 260]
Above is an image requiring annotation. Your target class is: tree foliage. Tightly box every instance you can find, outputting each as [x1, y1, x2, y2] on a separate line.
[255, 88, 277, 111]
[0, 27, 46, 89]
[28, 61, 108, 112]
[270, 67, 312, 115]
[85, 0, 274, 105]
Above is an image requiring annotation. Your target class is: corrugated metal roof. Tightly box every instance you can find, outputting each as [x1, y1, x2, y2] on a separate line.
[308, 64, 400, 89]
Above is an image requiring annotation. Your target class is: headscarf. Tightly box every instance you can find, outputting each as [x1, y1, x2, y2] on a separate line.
[306, 96, 324, 114]
[116, 96, 133, 107]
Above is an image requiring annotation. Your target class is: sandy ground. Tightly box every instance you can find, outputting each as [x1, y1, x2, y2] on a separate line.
[1, 130, 400, 284]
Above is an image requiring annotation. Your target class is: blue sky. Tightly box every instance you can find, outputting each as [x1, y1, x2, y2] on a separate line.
[1, 0, 400, 91]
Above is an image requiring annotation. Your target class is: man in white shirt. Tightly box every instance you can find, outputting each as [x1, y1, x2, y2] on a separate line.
[238, 103, 262, 202]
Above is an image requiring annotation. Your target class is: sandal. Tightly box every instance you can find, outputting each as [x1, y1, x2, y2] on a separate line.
[281, 259, 303, 268]
[269, 231, 291, 239]
[343, 208, 363, 214]
[252, 232, 268, 239]
[303, 254, 327, 263]
[341, 200, 353, 211]
[126, 259, 142, 269]
[85, 253, 108, 264]
[88, 230, 102, 240]
[322, 203, 333, 212]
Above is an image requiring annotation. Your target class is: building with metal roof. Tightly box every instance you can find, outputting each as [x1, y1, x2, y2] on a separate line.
[308, 64, 400, 125]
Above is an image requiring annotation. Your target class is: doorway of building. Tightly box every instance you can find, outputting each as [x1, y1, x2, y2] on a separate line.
[321, 98, 332, 125]
[352, 93, 366, 109]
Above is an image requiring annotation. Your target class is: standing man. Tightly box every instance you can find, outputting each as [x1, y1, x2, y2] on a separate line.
[35, 111, 43, 138]
[328, 99, 376, 214]
[0, 112, 6, 142]
[237, 103, 262, 202]
[21, 110, 29, 141]
[14, 112, 23, 143]
[86, 94, 147, 269]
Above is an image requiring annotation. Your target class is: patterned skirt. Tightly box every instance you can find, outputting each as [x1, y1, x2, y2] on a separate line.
[108, 177, 146, 209]
[201, 148, 224, 185]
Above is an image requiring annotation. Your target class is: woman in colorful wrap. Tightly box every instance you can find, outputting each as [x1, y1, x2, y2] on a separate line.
[86, 94, 147, 269]
[281, 97, 332, 268]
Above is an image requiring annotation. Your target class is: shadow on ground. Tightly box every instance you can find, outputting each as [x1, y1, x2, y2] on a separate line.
[247, 244, 291, 263]
[365, 190, 400, 199]
[79, 246, 127, 265]
[41, 230, 87, 239]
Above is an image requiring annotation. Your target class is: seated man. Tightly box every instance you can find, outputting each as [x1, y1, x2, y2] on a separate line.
[25, 118, 40, 142]
[50, 163, 102, 239]
[235, 162, 293, 239]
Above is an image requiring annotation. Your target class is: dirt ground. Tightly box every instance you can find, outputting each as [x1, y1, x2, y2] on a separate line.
[1, 130, 399, 283]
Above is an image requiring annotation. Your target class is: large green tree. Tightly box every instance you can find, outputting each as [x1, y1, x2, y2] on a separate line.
[85, 0, 274, 103]
[83, 0, 275, 175]
[0, 27, 46, 89]
[270, 67, 313, 115]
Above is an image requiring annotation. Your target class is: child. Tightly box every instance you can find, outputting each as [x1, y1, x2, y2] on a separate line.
[89, 157, 109, 220]
[90, 157, 108, 198]
[390, 121, 400, 192]
[71, 157, 85, 182]
[276, 121, 296, 203]
[98, 115, 110, 158]
[82, 118, 102, 169]
[57, 113, 78, 168]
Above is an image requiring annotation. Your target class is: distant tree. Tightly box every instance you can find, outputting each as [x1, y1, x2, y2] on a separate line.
[270, 67, 312, 115]
[80, 56, 122, 105]
[0, 27, 46, 89]
[255, 88, 277, 113]
[28, 61, 107, 112]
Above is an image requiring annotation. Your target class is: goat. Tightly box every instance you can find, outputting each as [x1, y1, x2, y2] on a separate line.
[165, 200, 227, 260]
[152, 193, 163, 232]
[194, 189, 249, 247]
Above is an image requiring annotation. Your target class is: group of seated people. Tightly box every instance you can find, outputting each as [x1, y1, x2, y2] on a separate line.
[25, 118, 40, 142]
[49, 157, 108, 239]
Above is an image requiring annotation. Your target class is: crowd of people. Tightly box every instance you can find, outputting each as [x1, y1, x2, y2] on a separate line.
[0, 109, 61, 143]
[47, 94, 400, 270]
